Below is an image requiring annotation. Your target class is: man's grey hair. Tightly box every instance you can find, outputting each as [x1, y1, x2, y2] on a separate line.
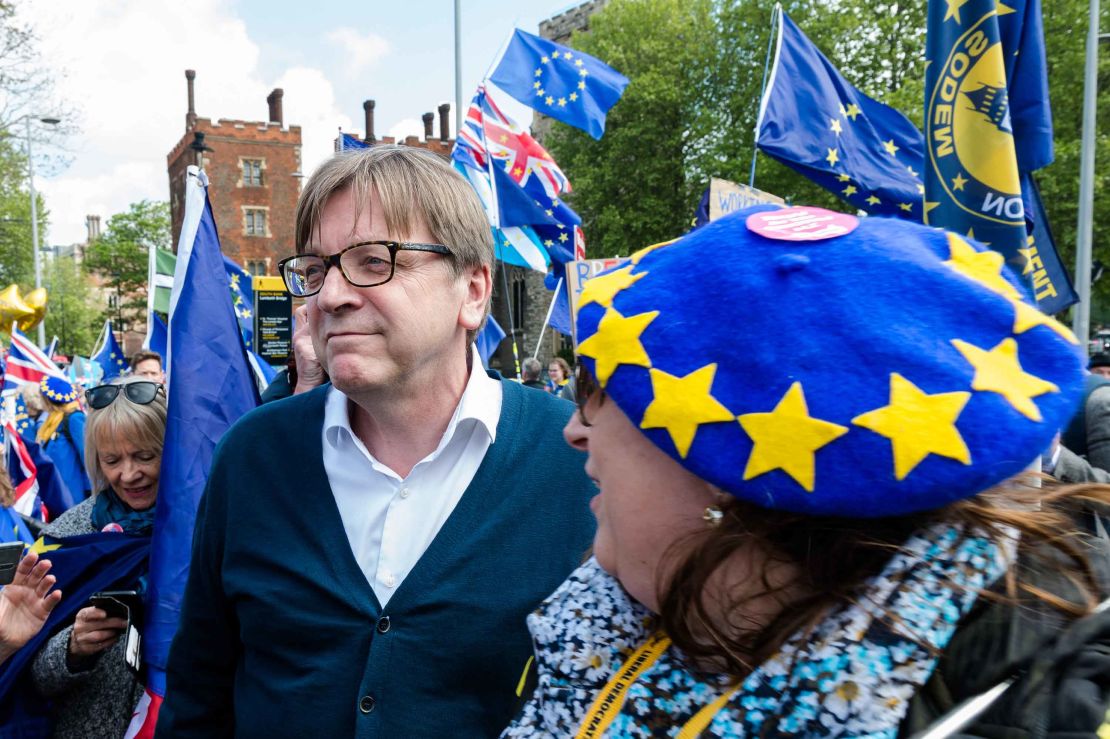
[521, 357, 542, 381]
[294, 145, 494, 277]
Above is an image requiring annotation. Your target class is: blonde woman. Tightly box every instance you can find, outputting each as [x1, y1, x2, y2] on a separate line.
[31, 376, 166, 739]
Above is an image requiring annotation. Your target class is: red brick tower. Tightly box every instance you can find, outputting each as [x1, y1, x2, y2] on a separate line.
[167, 70, 302, 275]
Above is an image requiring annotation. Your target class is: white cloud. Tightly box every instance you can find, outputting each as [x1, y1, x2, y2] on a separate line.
[17, 0, 351, 245]
[387, 117, 425, 143]
[325, 28, 390, 74]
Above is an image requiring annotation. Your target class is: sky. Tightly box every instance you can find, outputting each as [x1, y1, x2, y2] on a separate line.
[17, 0, 581, 245]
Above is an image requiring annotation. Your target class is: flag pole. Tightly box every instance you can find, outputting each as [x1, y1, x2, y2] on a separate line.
[1072, 0, 1100, 353]
[533, 277, 562, 359]
[749, 4, 782, 187]
[454, 0, 463, 137]
[498, 260, 522, 378]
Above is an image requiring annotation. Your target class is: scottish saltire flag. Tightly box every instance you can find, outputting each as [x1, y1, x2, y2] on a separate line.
[143, 311, 168, 359]
[476, 315, 506, 366]
[126, 166, 259, 739]
[91, 320, 129, 381]
[3, 326, 63, 396]
[41, 337, 57, 362]
[923, 0, 1055, 285]
[4, 423, 75, 523]
[756, 8, 927, 219]
[224, 256, 255, 348]
[0, 532, 150, 735]
[488, 28, 629, 139]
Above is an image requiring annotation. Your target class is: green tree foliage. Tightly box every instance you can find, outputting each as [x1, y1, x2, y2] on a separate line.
[0, 136, 39, 287]
[43, 256, 100, 357]
[84, 200, 171, 333]
[550, 0, 1107, 326]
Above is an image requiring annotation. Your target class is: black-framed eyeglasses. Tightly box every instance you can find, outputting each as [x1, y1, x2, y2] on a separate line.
[575, 364, 605, 427]
[85, 381, 164, 410]
[277, 241, 453, 297]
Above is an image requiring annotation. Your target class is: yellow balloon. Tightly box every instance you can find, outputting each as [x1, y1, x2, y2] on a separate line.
[0, 284, 33, 332]
[19, 287, 48, 331]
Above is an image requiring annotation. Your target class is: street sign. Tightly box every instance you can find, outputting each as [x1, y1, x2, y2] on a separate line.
[252, 276, 291, 365]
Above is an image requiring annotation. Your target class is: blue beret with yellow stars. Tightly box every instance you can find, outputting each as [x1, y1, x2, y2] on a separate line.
[40, 375, 79, 405]
[574, 205, 1085, 517]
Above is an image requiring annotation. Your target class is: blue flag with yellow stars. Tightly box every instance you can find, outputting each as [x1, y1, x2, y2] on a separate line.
[488, 28, 629, 140]
[923, 0, 1054, 286]
[756, 8, 927, 219]
[224, 256, 255, 349]
[91, 320, 129, 381]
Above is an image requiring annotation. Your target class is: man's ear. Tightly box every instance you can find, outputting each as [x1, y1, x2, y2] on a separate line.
[459, 263, 493, 331]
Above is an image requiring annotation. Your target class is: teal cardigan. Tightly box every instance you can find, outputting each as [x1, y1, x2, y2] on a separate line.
[156, 378, 596, 738]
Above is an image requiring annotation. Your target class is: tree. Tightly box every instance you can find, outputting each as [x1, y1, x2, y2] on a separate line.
[84, 200, 170, 334]
[0, 136, 38, 288]
[43, 255, 100, 357]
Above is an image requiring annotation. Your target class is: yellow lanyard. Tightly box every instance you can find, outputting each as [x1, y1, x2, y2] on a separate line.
[574, 632, 741, 739]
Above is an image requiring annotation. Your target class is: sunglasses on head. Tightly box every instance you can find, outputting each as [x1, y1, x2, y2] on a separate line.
[84, 381, 164, 410]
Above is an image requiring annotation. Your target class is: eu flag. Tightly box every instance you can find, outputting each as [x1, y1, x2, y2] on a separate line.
[132, 166, 260, 734]
[489, 29, 629, 140]
[756, 8, 926, 219]
[144, 311, 168, 359]
[91, 321, 129, 381]
[923, 0, 1051, 273]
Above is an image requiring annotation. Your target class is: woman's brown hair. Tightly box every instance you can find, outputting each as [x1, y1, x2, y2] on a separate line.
[657, 478, 1110, 679]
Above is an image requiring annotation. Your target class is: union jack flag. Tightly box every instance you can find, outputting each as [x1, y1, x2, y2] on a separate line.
[4, 421, 40, 518]
[3, 325, 63, 396]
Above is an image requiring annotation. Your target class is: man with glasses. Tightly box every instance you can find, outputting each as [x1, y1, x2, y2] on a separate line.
[158, 145, 596, 738]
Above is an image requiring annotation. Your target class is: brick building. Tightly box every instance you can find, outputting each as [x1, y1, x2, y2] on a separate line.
[166, 70, 302, 275]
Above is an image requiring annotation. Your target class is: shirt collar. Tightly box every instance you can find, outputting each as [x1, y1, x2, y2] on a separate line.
[323, 346, 501, 452]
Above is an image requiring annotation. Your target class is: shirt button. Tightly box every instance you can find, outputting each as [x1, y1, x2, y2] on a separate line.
[399, 487, 410, 499]
[358, 695, 376, 714]
[376, 616, 391, 634]
[384, 573, 396, 588]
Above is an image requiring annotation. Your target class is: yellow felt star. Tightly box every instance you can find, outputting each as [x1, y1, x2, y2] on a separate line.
[844, 103, 862, 120]
[737, 382, 848, 492]
[631, 239, 677, 264]
[577, 265, 646, 310]
[943, 233, 1020, 299]
[951, 172, 968, 191]
[866, 194, 881, 206]
[576, 308, 659, 386]
[641, 364, 735, 458]
[830, 118, 843, 135]
[826, 148, 840, 167]
[952, 338, 1059, 421]
[852, 373, 971, 481]
[1011, 299, 1079, 344]
[945, 0, 971, 23]
[882, 139, 899, 156]
[843, 184, 858, 197]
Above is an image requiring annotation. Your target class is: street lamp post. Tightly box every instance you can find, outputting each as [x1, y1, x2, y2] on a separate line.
[24, 115, 60, 346]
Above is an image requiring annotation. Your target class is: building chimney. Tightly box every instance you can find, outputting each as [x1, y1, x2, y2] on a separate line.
[438, 103, 451, 141]
[266, 88, 284, 127]
[363, 100, 376, 142]
[85, 215, 100, 242]
[185, 69, 197, 130]
[422, 112, 434, 140]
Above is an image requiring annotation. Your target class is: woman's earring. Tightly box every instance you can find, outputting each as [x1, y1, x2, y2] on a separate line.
[703, 506, 723, 528]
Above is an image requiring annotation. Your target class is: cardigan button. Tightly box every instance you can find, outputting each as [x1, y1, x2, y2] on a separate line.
[376, 616, 391, 634]
[359, 695, 376, 714]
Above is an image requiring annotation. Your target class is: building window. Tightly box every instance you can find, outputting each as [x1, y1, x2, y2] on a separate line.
[244, 208, 268, 237]
[247, 260, 267, 276]
[242, 158, 264, 187]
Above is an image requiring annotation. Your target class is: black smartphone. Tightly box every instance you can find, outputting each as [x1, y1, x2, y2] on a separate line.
[88, 590, 142, 621]
[0, 541, 25, 586]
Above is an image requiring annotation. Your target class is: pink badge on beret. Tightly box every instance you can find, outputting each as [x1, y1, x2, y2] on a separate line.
[747, 206, 859, 242]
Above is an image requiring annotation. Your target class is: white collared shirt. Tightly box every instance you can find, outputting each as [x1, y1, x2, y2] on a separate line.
[321, 357, 502, 606]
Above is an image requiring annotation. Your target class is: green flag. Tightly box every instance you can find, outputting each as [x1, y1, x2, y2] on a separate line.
[153, 248, 176, 314]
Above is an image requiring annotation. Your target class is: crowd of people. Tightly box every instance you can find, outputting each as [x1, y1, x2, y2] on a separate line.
[0, 144, 1108, 737]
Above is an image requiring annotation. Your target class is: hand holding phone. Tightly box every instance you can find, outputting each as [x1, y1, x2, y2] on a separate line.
[70, 592, 138, 660]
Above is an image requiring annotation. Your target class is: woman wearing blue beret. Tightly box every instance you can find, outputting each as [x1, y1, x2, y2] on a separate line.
[503, 206, 1110, 737]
